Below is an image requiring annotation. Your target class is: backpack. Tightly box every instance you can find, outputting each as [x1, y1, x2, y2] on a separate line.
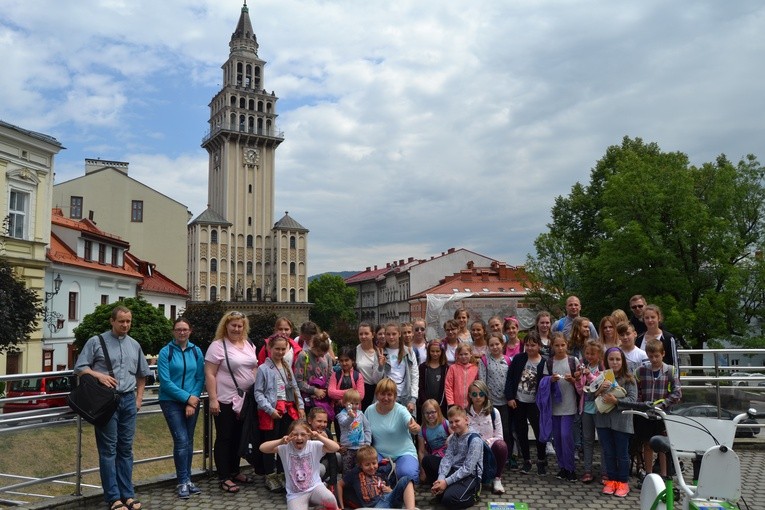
[334, 369, 360, 389]
[480, 354, 512, 369]
[422, 420, 450, 457]
[545, 355, 579, 378]
[167, 342, 200, 363]
[554, 316, 567, 333]
[467, 432, 497, 484]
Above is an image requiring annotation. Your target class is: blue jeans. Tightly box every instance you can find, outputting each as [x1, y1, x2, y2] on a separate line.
[94, 392, 137, 503]
[376, 475, 412, 507]
[160, 400, 199, 484]
[597, 427, 631, 482]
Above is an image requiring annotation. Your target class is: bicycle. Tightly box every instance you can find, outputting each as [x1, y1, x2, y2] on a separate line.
[620, 401, 757, 510]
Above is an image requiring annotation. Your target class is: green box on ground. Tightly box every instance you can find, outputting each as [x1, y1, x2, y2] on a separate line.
[488, 503, 529, 510]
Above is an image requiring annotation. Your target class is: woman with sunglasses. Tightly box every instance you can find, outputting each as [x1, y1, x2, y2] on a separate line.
[467, 380, 507, 494]
[410, 319, 428, 365]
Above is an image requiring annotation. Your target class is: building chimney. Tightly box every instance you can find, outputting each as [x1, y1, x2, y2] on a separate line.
[448, 248, 455, 254]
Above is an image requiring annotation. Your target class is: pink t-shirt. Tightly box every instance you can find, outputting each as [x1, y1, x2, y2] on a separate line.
[205, 339, 258, 404]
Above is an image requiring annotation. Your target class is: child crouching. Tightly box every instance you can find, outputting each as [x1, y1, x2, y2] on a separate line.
[338, 445, 416, 509]
[260, 419, 340, 510]
[429, 406, 483, 509]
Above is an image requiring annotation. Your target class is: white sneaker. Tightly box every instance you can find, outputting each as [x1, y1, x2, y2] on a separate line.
[546, 442, 556, 456]
[492, 478, 505, 494]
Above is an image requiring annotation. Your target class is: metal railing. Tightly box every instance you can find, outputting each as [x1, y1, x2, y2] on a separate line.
[0, 368, 212, 507]
[0, 349, 763, 505]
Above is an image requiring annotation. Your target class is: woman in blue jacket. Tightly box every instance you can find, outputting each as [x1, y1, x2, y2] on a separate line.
[158, 318, 205, 499]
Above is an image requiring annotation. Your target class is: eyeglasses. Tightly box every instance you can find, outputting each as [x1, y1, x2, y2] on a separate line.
[630, 304, 644, 310]
[424, 410, 437, 415]
[470, 391, 486, 398]
[414, 327, 425, 332]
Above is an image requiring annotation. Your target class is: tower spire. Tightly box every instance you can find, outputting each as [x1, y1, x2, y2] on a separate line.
[232, 1, 258, 53]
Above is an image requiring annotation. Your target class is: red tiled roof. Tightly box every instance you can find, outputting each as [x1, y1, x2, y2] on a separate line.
[51, 208, 128, 246]
[345, 266, 391, 284]
[47, 232, 143, 279]
[125, 252, 188, 297]
[410, 265, 528, 299]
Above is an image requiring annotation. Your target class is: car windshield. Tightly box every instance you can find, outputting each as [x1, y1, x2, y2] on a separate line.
[9, 378, 43, 392]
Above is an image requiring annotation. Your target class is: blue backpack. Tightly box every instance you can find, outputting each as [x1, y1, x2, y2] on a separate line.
[467, 431, 497, 484]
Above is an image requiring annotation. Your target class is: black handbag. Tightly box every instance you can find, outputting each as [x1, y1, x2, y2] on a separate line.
[68, 335, 121, 426]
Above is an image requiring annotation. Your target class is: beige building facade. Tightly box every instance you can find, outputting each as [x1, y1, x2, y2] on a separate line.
[0, 120, 63, 375]
[52, 159, 192, 286]
[188, 3, 309, 306]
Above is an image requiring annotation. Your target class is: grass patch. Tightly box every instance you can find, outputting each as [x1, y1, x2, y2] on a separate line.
[0, 407, 205, 504]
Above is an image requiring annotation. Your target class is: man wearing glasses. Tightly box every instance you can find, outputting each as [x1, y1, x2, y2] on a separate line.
[628, 295, 648, 336]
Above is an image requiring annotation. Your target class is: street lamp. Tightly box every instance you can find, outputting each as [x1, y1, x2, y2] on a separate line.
[42, 273, 64, 333]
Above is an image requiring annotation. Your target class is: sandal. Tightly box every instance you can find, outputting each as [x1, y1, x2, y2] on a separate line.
[233, 473, 255, 484]
[219, 480, 240, 493]
[109, 502, 127, 510]
[124, 499, 142, 510]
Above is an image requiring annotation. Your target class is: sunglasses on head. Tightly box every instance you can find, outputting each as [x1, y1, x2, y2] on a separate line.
[229, 311, 245, 318]
[470, 391, 486, 398]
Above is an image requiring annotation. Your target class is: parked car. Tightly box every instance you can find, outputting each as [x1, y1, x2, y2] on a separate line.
[730, 372, 765, 387]
[671, 404, 760, 438]
[2, 376, 74, 414]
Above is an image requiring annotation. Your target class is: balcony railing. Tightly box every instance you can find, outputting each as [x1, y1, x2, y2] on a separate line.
[201, 122, 284, 145]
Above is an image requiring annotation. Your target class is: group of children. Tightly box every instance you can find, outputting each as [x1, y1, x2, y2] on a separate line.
[248, 306, 681, 508]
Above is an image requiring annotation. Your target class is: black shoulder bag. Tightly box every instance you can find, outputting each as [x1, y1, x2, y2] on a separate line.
[68, 335, 122, 426]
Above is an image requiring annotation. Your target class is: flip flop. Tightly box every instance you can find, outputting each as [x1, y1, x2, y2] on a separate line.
[219, 480, 240, 493]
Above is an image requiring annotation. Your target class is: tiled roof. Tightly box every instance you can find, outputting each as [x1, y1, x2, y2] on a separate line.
[410, 265, 528, 299]
[125, 253, 188, 297]
[51, 208, 129, 246]
[0, 119, 63, 148]
[345, 265, 391, 284]
[273, 211, 308, 232]
[189, 207, 232, 226]
[47, 232, 143, 279]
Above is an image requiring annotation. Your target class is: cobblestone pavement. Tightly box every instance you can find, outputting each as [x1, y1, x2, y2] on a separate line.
[30, 446, 764, 510]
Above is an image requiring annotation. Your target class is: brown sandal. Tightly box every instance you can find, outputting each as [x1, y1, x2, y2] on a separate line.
[109, 502, 127, 510]
[124, 499, 142, 510]
[219, 480, 240, 493]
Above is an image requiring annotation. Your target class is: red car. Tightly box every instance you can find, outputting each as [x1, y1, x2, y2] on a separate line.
[3, 376, 74, 413]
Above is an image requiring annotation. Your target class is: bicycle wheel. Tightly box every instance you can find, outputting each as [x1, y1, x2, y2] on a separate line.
[639, 473, 667, 510]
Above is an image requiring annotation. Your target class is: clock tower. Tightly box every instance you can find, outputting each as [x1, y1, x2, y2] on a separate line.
[188, 1, 309, 308]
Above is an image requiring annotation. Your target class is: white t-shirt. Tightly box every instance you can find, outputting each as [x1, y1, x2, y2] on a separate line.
[623, 347, 649, 373]
[386, 347, 407, 391]
[277, 440, 324, 500]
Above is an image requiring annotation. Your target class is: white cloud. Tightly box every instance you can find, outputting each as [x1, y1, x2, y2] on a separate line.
[3, 0, 765, 275]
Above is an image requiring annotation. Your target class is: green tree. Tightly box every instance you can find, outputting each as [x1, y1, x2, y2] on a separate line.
[73, 297, 173, 355]
[0, 258, 43, 353]
[527, 137, 765, 347]
[308, 274, 357, 332]
[180, 301, 228, 353]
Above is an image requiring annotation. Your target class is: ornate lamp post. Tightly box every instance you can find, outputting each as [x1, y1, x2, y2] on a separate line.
[42, 273, 64, 333]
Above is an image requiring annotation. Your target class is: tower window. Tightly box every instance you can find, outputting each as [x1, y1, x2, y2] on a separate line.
[290, 236, 296, 249]
[247, 235, 253, 247]
[247, 261, 253, 274]
[248, 217, 252, 226]
[210, 258, 217, 273]
[290, 262, 296, 275]
[211, 230, 218, 244]
[248, 184, 252, 193]
[210, 287, 217, 301]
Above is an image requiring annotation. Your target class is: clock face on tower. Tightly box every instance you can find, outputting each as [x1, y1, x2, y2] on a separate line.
[244, 148, 259, 165]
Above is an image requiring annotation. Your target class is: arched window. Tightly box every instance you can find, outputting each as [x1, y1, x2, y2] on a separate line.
[246, 288, 253, 301]
[210, 287, 217, 301]
[290, 262, 296, 275]
[248, 217, 252, 226]
[247, 261, 252, 274]
[290, 289, 296, 302]
[211, 230, 218, 244]
[210, 259, 217, 272]
[247, 235, 253, 247]
[290, 236, 296, 249]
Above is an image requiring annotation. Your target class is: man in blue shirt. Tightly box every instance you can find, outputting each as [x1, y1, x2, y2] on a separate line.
[74, 306, 150, 510]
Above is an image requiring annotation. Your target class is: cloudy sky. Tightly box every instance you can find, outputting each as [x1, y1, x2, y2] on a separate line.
[2, 1, 764, 276]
